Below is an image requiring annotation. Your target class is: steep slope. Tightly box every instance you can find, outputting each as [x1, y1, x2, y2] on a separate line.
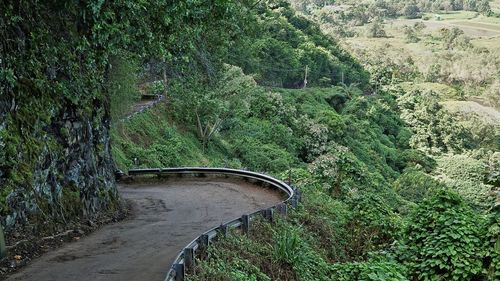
[0, 2, 119, 232]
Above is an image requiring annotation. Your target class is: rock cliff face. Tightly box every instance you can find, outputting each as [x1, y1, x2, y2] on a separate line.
[1, 2, 121, 232]
[0, 93, 117, 230]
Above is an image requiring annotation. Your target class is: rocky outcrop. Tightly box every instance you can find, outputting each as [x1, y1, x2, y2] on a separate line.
[0, 93, 117, 230]
[1, 2, 120, 232]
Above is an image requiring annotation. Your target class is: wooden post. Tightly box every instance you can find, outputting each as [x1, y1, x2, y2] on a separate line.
[303, 65, 309, 89]
[0, 224, 6, 259]
[162, 57, 168, 96]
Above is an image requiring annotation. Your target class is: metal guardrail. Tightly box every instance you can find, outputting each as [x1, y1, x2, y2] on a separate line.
[124, 167, 300, 281]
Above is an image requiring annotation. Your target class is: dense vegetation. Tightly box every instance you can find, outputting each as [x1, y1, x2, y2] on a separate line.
[110, 2, 498, 281]
[1, 0, 498, 280]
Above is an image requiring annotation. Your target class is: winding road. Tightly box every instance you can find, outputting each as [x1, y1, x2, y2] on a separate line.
[6, 177, 282, 281]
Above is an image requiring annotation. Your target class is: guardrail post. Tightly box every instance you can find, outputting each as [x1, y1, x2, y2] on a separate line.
[291, 195, 298, 208]
[267, 208, 274, 223]
[261, 208, 274, 223]
[277, 203, 287, 216]
[184, 247, 195, 272]
[242, 214, 250, 235]
[174, 263, 185, 281]
[220, 224, 229, 237]
[200, 234, 209, 248]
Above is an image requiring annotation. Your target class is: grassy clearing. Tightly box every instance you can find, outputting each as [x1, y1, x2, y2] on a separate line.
[422, 10, 479, 20]
[456, 20, 500, 31]
[442, 100, 500, 124]
[391, 18, 500, 37]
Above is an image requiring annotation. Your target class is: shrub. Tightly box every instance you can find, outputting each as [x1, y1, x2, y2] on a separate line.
[398, 149, 437, 172]
[367, 18, 387, 38]
[332, 253, 407, 281]
[272, 225, 303, 265]
[345, 193, 402, 258]
[482, 212, 500, 280]
[403, 3, 420, 19]
[436, 155, 494, 209]
[400, 190, 485, 280]
[394, 169, 444, 203]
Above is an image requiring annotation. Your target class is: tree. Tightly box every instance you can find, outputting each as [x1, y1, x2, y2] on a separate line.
[393, 168, 444, 203]
[403, 25, 420, 43]
[464, 0, 478, 11]
[171, 65, 256, 150]
[367, 18, 387, 38]
[440, 27, 471, 50]
[396, 89, 471, 154]
[403, 3, 420, 19]
[478, 0, 492, 16]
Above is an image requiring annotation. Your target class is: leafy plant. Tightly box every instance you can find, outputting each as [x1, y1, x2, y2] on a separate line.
[393, 168, 444, 203]
[272, 225, 303, 265]
[400, 190, 485, 280]
[332, 253, 407, 281]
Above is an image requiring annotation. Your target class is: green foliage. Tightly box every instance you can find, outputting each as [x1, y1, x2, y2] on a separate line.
[439, 27, 472, 50]
[185, 226, 272, 281]
[403, 3, 421, 19]
[400, 190, 485, 280]
[393, 168, 444, 203]
[108, 53, 140, 122]
[272, 225, 305, 265]
[292, 186, 352, 262]
[436, 154, 494, 209]
[398, 149, 437, 172]
[332, 253, 408, 281]
[171, 65, 256, 149]
[367, 18, 387, 38]
[345, 194, 402, 257]
[309, 144, 367, 197]
[227, 2, 369, 88]
[482, 212, 500, 280]
[111, 104, 207, 171]
[147, 81, 166, 96]
[233, 137, 296, 173]
[396, 88, 472, 154]
[187, 217, 335, 281]
[403, 25, 421, 43]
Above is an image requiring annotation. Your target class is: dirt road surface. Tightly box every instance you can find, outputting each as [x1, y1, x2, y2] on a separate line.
[6, 178, 281, 281]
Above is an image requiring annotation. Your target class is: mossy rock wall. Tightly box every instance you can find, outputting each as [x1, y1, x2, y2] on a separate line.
[0, 1, 118, 232]
[0, 92, 117, 230]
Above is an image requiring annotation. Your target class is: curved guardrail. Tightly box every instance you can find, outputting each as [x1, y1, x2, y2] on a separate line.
[124, 167, 300, 281]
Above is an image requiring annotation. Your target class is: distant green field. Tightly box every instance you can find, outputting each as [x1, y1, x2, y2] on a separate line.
[492, 0, 500, 13]
[442, 100, 500, 124]
[343, 7, 500, 123]
[422, 11, 478, 20]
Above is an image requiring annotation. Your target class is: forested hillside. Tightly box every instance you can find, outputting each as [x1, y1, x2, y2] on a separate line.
[112, 1, 498, 281]
[0, 0, 498, 280]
